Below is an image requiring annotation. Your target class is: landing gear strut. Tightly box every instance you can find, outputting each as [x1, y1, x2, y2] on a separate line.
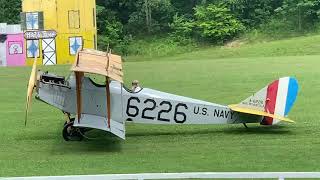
[62, 119, 84, 141]
[243, 123, 248, 128]
[62, 113, 83, 141]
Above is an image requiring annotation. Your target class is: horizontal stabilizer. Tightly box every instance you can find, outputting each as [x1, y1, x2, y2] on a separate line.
[228, 104, 294, 123]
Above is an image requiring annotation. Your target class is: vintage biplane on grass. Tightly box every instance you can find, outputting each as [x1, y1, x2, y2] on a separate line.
[25, 49, 299, 141]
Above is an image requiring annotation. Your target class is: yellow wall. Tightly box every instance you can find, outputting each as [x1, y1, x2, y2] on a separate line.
[23, 0, 97, 65]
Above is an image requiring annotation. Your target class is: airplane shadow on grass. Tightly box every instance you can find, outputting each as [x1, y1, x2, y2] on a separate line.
[54, 141, 122, 154]
[19, 132, 122, 153]
[57, 132, 123, 153]
[18, 126, 293, 153]
[222, 125, 293, 135]
[126, 124, 293, 138]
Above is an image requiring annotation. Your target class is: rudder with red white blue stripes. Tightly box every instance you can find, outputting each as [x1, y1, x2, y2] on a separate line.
[261, 77, 299, 125]
[237, 77, 299, 125]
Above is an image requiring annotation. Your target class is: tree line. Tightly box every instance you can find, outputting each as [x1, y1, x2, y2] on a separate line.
[1, 0, 320, 55]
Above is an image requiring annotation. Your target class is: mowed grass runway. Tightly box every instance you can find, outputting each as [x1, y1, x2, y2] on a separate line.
[0, 54, 319, 177]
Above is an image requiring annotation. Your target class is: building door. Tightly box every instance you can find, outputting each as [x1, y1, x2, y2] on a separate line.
[42, 38, 56, 65]
[0, 42, 6, 66]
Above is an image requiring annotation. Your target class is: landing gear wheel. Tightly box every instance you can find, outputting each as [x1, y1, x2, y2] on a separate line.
[62, 121, 84, 141]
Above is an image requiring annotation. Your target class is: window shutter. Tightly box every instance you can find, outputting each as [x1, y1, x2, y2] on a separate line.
[68, 11, 73, 28]
[38, 12, 44, 30]
[20, 12, 26, 31]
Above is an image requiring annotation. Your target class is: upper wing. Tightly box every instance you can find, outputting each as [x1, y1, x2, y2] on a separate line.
[228, 104, 294, 123]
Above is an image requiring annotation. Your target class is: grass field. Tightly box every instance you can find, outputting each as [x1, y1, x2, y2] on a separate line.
[128, 34, 320, 61]
[0, 36, 320, 177]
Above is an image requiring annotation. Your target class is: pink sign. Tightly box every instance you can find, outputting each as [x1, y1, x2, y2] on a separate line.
[6, 33, 26, 66]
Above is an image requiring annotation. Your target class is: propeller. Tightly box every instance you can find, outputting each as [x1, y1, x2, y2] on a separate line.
[25, 58, 38, 126]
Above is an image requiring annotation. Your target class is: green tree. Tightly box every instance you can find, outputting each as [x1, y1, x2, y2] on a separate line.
[169, 14, 195, 44]
[0, 0, 21, 24]
[96, 5, 124, 51]
[126, 0, 174, 34]
[171, 0, 203, 17]
[275, 0, 320, 32]
[225, 0, 283, 27]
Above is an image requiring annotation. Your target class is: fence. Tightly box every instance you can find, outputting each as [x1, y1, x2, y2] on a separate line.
[2, 172, 320, 180]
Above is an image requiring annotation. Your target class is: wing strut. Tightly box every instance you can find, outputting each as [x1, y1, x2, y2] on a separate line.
[106, 77, 111, 128]
[75, 72, 84, 123]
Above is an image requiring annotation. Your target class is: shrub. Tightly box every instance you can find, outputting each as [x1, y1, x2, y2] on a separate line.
[169, 14, 195, 38]
[194, 4, 245, 43]
[125, 36, 197, 57]
[97, 20, 124, 50]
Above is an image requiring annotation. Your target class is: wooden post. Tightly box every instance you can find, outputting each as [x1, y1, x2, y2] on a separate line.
[106, 77, 111, 128]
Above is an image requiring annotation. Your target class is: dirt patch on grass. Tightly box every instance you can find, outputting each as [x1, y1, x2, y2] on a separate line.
[224, 40, 245, 48]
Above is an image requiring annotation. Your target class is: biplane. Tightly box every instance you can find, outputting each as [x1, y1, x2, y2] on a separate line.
[25, 49, 299, 141]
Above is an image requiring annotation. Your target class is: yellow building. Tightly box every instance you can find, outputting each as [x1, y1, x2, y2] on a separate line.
[21, 0, 97, 65]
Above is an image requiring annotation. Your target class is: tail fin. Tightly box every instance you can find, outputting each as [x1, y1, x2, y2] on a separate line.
[231, 77, 299, 125]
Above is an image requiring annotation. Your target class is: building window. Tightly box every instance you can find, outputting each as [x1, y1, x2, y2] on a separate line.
[23, 12, 44, 30]
[27, 40, 39, 58]
[8, 41, 23, 55]
[69, 37, 83, 55]
[68, 10, 80, 29]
